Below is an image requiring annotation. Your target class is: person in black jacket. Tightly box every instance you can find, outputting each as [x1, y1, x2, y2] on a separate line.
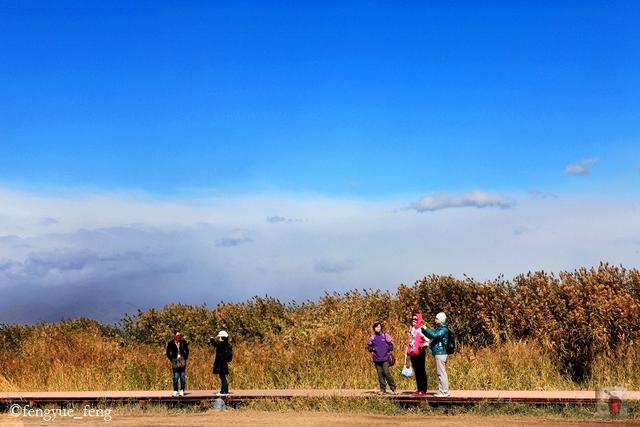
[209, 330, 232, 396]
[166, 330, 189, 397]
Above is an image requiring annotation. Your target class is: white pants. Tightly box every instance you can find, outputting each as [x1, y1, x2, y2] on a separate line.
[434, 354, 449, 393]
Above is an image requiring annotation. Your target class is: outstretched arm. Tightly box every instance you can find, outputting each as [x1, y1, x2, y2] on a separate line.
[421, 326, 445, 340]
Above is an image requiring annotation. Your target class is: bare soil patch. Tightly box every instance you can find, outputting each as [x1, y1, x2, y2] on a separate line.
[1, 411, 635, 427]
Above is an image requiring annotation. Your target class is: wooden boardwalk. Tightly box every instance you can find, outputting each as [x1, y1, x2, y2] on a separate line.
[2, 389, 638, 406]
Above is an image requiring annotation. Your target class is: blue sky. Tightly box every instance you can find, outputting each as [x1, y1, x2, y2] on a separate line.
[3, 1, 638, 195]
[1, 2, 639, 322]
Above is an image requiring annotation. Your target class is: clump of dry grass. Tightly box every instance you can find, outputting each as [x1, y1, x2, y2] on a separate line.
[1, 263, 639, 391]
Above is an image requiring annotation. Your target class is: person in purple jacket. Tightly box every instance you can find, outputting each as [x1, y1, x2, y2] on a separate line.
[367, 320, 397, 394]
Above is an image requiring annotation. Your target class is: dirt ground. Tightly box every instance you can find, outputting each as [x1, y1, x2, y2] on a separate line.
[1, 411, 636, 427]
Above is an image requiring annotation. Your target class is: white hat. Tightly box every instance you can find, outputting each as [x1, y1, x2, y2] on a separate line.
[436, 312, 447, 322]
[217, 330, 229, 338]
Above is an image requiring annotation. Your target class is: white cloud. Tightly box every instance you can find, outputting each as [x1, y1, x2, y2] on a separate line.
[314, 258, 355, 273]
[0, 186, 638, 322]
[411, 190, 515, 212]
[40, 217, 59, 226]
[215, 234, 253, 247]
[528, 189, 558, 199]
[266, 215, 302, 223]
[565, 158, 598, 176]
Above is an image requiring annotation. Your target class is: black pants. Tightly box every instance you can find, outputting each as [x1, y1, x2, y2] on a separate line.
[374, 361, 397, 391]
[219, 373, 229, 394]
[410, 353, 427, 392]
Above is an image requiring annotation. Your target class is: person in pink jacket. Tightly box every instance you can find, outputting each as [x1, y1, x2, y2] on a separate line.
[406, 312, 429, 395]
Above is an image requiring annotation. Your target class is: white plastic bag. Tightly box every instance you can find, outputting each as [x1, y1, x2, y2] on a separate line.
[401, 365, 414, 377]
[401, 353, 414, 377]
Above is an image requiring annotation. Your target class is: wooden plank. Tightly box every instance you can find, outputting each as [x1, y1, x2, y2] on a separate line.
[1, 389, 637, 405]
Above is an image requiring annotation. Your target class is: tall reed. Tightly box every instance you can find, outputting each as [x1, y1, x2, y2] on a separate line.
[1, 263, 638, 391]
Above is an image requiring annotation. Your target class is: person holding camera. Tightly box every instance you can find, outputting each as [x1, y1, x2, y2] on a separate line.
[367, 320, 397, 395]
[166, 330, 189, 397]
[421, 312, 450, 397]
[209, 330, 233, 396]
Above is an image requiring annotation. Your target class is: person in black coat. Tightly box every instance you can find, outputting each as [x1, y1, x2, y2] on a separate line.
[209, 330, 232, 396]
[166, 330, 189, 397]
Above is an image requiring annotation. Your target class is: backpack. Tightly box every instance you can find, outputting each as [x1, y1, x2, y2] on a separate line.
[446, 329, 456, 355]
[225, 343, 233, 362]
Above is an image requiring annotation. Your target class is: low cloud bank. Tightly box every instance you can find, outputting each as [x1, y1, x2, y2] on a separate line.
[0, 187, 638, 323]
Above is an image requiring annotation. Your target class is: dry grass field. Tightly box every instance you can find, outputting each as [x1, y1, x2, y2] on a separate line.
[1, 263, 639, 392]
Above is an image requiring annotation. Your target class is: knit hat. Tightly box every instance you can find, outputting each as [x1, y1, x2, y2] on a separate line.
[217, 330, 229, 338]
[436, 312, 447, 322]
